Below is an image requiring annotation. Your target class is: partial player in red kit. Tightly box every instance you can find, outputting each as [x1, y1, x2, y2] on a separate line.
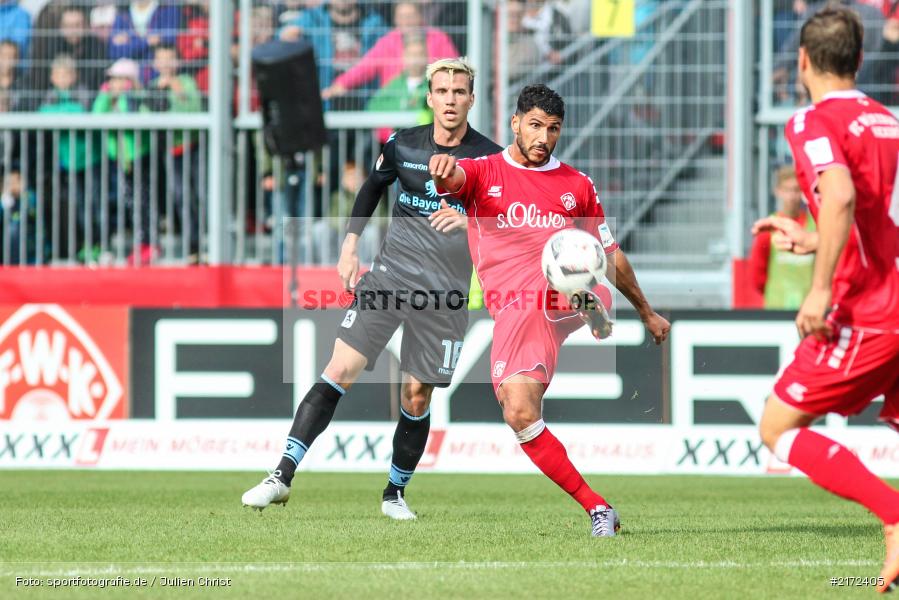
[428, 84, 670, 537]
[752, 7, 899, 593]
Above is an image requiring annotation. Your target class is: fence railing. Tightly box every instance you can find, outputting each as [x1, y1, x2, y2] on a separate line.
[498, 0, 729, 270]
[0, 0, 744, 307]
[754, 0, 899, 226]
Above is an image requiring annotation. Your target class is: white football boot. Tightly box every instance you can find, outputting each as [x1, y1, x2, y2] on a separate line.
[241, 471, 290, 511]
[381, 490, 417, 520]
[589, 505, 620, 537]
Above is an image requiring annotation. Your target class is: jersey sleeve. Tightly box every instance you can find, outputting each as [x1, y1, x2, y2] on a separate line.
[786, 109, 849, 187]
[575, 172, 619, 254]
[437, 156, 487, 210]
[368, 132, 400, 188]
[346, 134, 398, 234]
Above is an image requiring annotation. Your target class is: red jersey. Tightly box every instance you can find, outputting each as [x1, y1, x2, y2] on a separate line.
[785, 90, 899, 332]
[447, 148, 618, 315]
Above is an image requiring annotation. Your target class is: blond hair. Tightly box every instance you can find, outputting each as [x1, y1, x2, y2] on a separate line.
[51, 53, 77, 72]
[426, 57, 476, 92]
[773, 164, 797, 187]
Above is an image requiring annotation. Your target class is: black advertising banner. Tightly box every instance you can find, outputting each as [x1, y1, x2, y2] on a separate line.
[130, 309, 885, 427]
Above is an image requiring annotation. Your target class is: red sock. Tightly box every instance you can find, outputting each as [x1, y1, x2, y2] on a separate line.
[519, 425, 608, 512]
[786, 428, 899, 525]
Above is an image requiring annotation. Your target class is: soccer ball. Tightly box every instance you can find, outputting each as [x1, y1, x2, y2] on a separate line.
[541, 229, 607, 295]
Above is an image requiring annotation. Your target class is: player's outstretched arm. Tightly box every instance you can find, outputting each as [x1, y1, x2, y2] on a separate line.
[795, 167, 855, 340]
[751, 215, 818, 254]
[607, 249, 670, 344]
[429, 154, 465, 195]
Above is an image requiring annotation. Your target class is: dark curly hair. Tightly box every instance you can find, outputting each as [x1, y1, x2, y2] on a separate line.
[516, 84, 564, 120]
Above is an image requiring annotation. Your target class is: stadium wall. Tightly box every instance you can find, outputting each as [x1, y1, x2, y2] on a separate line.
[0, 300, 897, 476]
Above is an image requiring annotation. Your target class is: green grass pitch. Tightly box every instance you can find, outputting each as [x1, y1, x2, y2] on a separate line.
[0, 471, 891, 599]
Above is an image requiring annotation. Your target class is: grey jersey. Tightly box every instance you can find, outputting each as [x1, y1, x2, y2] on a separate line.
[366, 124, 501, 294]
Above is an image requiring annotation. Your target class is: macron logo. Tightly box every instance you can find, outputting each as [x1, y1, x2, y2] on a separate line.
[487, 185, 502, 198]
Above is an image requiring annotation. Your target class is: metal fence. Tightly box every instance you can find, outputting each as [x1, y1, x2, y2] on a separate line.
[497, 0, 729, 273]
[0, 0, 752, 308]
[0, 0, 483, 268]
[0, 122, 206, 266]
[756, 0, 899, 224]
[231, 123, 395, 266]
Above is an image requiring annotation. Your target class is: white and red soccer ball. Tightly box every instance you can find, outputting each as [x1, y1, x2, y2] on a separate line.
[541, 228, 607, 295]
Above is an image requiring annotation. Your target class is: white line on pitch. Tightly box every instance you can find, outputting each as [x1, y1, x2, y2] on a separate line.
[0, 559, 881, 578]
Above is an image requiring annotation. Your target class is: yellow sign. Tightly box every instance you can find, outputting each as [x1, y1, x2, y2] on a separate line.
[591, 0, 636, 38]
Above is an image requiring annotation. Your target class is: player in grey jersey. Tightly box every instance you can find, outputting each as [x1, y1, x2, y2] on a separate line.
[242, 58, 501, 519]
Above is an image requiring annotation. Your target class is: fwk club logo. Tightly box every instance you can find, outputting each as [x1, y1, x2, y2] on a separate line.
[0, 305, 127, 421]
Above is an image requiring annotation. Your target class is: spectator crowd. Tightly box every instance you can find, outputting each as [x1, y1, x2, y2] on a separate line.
[772, 0, 899, 106]
[0, 0, 470, 264]
[0, 0, 856, 269]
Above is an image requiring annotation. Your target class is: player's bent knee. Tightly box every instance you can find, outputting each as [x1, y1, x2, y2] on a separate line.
[402, 393, 431, 417]
[758, 393, 817, 451]
[502, 405, 541, 432]
[322, 358, 364, 390]
[401, 381, 433, 417]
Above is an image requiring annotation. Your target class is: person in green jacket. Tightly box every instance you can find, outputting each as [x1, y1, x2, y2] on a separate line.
[749, 165, 816, 309]
[38, 53, 99, 261]
[148, 43, 203, 258]
[366, 34, 431, 144]
[92, 57, 150, 170]
[38, 54, 94, 171]
[92, 57, 153, 263]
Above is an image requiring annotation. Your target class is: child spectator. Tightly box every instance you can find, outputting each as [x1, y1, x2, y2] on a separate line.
[38, 54, 92, 169]
[92, 57, 153, 264]
[322, 2, 457, 102]
[366, 34, 430, 143]
[38, 53, 97, 262]
[0, 1, 31, 58]
[0, 163, 36, 264]
[147, 43, 201, 112]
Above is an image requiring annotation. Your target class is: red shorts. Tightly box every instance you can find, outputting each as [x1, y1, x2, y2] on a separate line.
[773, 324, 899, 428]
[488, 282, 613, 392]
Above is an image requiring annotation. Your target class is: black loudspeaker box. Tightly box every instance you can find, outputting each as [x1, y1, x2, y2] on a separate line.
[252, 40, 327, 156]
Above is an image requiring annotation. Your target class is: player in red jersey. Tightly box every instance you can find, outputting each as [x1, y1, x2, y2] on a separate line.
[429, 84, 670, 537]
[752, 7, 899, 593]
